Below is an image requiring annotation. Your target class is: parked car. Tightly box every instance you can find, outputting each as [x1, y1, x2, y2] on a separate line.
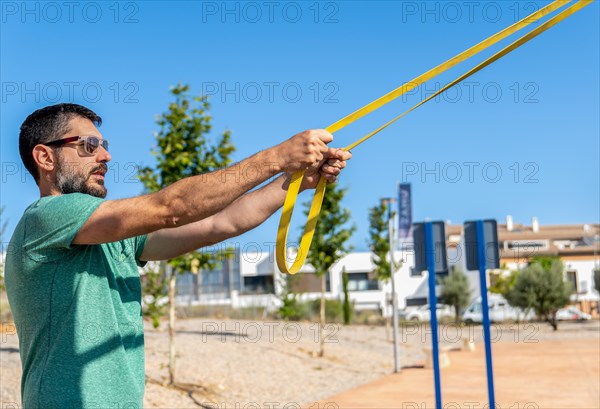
[405, 304, 455, 322]
[462, 294, 534, 323]
[556, 306, 592, 321]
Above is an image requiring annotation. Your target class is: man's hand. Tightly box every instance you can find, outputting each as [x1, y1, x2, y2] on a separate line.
[302, 147, 352, 189]
[275, 129, 333, 174]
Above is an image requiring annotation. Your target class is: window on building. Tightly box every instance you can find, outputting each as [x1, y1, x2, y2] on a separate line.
[242, 275, 274, 294]
[505, 240, 549, 251]
[290, 272, 331, 293]
[347, 272, 379, 291]
[201, 269, 227, 294]
[565, 270, 578, 293]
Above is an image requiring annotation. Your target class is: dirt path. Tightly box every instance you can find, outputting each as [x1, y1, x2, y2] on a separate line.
[2, 319, 599, 408]
[317, 338, 600, 409]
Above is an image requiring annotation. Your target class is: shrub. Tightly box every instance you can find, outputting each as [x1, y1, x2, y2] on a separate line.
[505, 257, 570, 330]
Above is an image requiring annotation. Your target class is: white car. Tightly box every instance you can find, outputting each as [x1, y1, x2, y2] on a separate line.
[556, 306, 592, 321]
[405, 304, 455, 322]
[462, 294, 534, 323]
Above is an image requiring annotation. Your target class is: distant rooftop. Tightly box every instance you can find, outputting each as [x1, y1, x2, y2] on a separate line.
[445, 220, 600, 261]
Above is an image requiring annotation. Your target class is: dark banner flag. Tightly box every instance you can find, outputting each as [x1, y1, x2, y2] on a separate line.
[398, 183, 412, 240]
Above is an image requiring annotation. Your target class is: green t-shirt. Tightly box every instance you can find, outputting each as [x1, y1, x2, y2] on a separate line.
[5, 193, 147, 409]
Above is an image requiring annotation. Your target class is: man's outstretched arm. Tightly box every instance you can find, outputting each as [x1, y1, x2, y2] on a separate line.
[73, 130, 333, 246]
[139, 148, 351, 261]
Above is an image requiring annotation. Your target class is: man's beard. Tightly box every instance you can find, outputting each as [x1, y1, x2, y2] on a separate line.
[55, 158, 108, 199]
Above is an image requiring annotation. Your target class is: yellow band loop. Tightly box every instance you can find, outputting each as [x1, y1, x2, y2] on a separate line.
[276, 0, 590, 274]
[276, 174, 327, 274]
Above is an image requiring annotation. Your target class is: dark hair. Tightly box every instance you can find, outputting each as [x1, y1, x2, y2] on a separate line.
[19, 103, 102, 184]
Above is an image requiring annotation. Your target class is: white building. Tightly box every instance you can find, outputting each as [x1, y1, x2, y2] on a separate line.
[175, 219, 600, 317]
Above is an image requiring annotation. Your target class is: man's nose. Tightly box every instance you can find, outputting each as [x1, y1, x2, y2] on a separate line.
[97, 146, 112, 162]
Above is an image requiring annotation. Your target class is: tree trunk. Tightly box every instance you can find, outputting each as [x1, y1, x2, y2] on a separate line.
[385, 294, 391, 341]
[168, 266, 177, 385]
[319, 274, 326, 357]
[454, 305, 460, 324]
[549, 312, 558, 331]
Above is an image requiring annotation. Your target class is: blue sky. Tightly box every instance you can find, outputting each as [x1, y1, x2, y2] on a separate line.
[1, 0, 598, 252]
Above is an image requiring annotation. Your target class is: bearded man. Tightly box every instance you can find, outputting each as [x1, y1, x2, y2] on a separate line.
[5, 103, 351, 408]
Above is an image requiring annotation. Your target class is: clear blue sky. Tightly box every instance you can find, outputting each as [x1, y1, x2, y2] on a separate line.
[1, 1, 598, 252]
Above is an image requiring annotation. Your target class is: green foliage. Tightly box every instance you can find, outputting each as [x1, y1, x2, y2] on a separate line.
[277, 272, 349, 323]
[277, 274, 309, 321]
[367, 200, 391, 282]
[310, 298, 344, 322]
[278, 295, 312, 321]
[141, 263, 169, 329]
[439, 268, 471, 322]
[0, 206, 7, 291]
[137, 83, 236, 276]
[138, 83, 235, 190]
[342, 268, 352, 325]
[277, 297, 347, 322]
[302, 183, 356, 277]
[200, 246, 237, 275]
[489, 270, 520, 295]
[505, 258, 571, 330]
[594, 268, 600, 294]
[529, 255, 560, 272]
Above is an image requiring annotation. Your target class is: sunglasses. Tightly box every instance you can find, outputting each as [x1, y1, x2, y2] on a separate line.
[44, 135, 109, 155]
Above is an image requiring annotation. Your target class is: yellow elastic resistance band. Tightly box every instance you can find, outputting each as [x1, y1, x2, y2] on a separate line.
[276, 0, 590, 274]
[346, 0, 593, 152]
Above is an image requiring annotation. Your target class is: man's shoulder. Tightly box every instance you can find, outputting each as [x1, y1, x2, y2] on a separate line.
[29, 193, 104, 209]
[23, 193, 105, 221]
[6, 193, 107, 263]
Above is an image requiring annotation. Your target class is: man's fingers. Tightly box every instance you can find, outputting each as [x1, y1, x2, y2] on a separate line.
[315, 150, 325, 162]
[324, 147, 338, 159]
[325, 158, 346, 169]
[321, 164, 341, 175]
[315, 129, 334, 144]
[325, 147, 352, 160]
[319, 171, 337, 183]
[336, 149, 352, 160]
[317, 139, 329, 154]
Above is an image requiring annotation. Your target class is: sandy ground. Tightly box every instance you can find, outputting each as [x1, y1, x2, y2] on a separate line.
[1, 319, 598, 408]
[317, 337, 600, 409]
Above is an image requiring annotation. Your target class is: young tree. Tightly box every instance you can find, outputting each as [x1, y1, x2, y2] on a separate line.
[367, 200, 391, 282]
[439, 268, 471, 323]
[505, 257, 571, 330]
[141, 262, 169, 329]
[138, 84, 235, 384]
[367, 199, 402, 336]
[277, 272, 308, 321]
[342, 268, 352, 325]
[0, 206, 8, 291]
[302, 183, 355, 356]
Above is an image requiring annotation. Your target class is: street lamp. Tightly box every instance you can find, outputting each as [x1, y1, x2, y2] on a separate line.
[381, 197, 401, 373]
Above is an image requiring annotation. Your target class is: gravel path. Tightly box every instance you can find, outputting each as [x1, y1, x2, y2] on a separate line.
[143, 319, 410, 408]
[1, 319, 598, 408]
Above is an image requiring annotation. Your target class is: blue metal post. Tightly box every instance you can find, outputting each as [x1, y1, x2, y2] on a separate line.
[425, 222, 442, 409]
[476, 220, 496, 408]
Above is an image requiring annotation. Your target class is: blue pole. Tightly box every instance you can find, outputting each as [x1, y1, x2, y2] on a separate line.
[425, 222, 442, 409]
[476, 220, 496, 408]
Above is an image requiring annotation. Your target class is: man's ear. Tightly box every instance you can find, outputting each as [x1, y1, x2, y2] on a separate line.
[32, 144, 58, 174]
